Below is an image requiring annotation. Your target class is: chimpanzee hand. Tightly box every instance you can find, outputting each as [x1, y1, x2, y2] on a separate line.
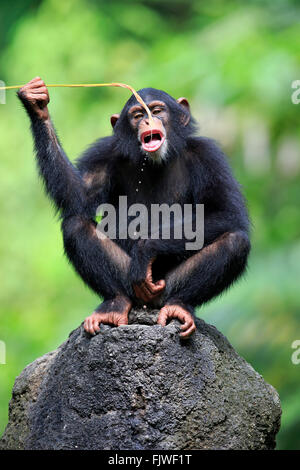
[157, 303, 196, 339]
[84, 295, 132, 335]
[17, 77, 50, 121]
[129, 240, 165, 303]
[132, 258, 165, 303]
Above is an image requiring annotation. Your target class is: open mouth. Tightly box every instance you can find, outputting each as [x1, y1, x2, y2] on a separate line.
[140, 129, 165, 153]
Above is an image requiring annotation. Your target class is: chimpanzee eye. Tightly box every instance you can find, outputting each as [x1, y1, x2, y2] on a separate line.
[152, 108, 162, 115]
[134, 113, 143, 119]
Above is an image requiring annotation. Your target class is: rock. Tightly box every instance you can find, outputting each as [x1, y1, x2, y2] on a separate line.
[0, 308, 281, 450]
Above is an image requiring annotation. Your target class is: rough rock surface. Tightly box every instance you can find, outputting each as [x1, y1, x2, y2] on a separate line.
[0, 308, 281, 450]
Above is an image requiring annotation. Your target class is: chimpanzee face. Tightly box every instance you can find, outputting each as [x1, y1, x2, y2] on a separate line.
[128, 100, 169, 159]
[111, 88, 192, 164]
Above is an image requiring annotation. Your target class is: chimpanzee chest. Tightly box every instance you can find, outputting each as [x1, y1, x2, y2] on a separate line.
[115, 157, 191, 207]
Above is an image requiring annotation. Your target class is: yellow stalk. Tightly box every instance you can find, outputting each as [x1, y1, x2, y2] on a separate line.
[0, 81, 155, 127]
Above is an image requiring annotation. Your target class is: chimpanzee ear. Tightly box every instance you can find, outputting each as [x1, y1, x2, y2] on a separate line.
[177, 97, 190, 126]
[110, 114, 120, 128]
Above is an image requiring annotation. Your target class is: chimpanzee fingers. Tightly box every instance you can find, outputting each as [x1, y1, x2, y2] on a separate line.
[28, 79, 46, 88]
[141, 282, 155, 297]
[84, 316, 94, 334]
[116, 315, 128, 326]
[89, 317, 98, 335]
[84, 317, 91, 333]
[92, 317, 101, 333]
[180, 322, 196, 339]
[157, 305, 196, 338]
[157, 310, 168, 327]
[84, 314, 101, 335]
[28, 76, 42, 84]
[177, 310, 193, 327]
[19, 79, 43, 93]
[146, 279, 165, 294]
[145, 258, 155, 282]
[28, 93, 48, 103]
[134, 281, 155, 301]
[22, 81, 46, 91]
[31, 93, 49, 101]
[143, 278, 165, 298]
[154, 279, 166, 291]
[85, 310, 129, 332]
[133, 284, 149, 302]
[139, 283, 154, 301]
[26, 92, 48, 102]
[31, 86, 48, 95]
[180, 317, 194, 331]
[88, 321, 95, 335]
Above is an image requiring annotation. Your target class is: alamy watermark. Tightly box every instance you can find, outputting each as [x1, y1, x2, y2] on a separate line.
[95, 196, 204, 250]
[0, 80, 6, 104]
[0, 340, 6, 364]
[291, 340, 300, 365]
[291, 80, 300, 104]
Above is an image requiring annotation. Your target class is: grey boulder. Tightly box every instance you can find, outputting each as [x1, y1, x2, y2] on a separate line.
[0, 308, 281, 450]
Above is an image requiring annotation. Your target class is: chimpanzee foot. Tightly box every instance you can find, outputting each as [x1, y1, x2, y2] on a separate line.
[84, 295, 132, 335]
[157, 303, 196, 339]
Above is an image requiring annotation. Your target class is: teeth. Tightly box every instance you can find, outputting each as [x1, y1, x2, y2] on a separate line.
[144, 134, 161, 143]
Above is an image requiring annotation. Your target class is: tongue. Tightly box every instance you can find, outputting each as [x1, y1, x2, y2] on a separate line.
[142, 136, 162, 152]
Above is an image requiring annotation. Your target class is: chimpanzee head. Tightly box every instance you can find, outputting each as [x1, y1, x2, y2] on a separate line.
[111, 88, 197, 164]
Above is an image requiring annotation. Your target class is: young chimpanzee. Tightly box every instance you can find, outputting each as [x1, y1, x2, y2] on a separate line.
[17, 77, 250, 339]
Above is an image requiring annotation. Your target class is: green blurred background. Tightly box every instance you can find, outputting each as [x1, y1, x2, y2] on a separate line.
[0, 0, 299, 450]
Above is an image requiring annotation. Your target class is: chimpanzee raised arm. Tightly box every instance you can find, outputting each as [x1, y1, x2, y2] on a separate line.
[17, 77, 86, 217]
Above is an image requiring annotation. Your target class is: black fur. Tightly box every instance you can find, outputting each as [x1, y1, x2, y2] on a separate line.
[19, 88, 251, 311]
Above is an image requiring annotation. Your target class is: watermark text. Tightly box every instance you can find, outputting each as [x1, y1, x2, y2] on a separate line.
[291, 340, 300, 365]
[0, 340, 6, 364]
[96, 196, 204, 250]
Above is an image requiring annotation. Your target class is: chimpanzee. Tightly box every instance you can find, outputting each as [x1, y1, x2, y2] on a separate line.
[17, 77, 250, 339]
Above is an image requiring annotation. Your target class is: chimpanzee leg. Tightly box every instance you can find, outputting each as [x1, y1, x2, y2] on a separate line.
[163, 230, 250, 307]
[62, 215, 134, 334]
[62, 215, 132, 299]
[156, 231, 250, 339]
